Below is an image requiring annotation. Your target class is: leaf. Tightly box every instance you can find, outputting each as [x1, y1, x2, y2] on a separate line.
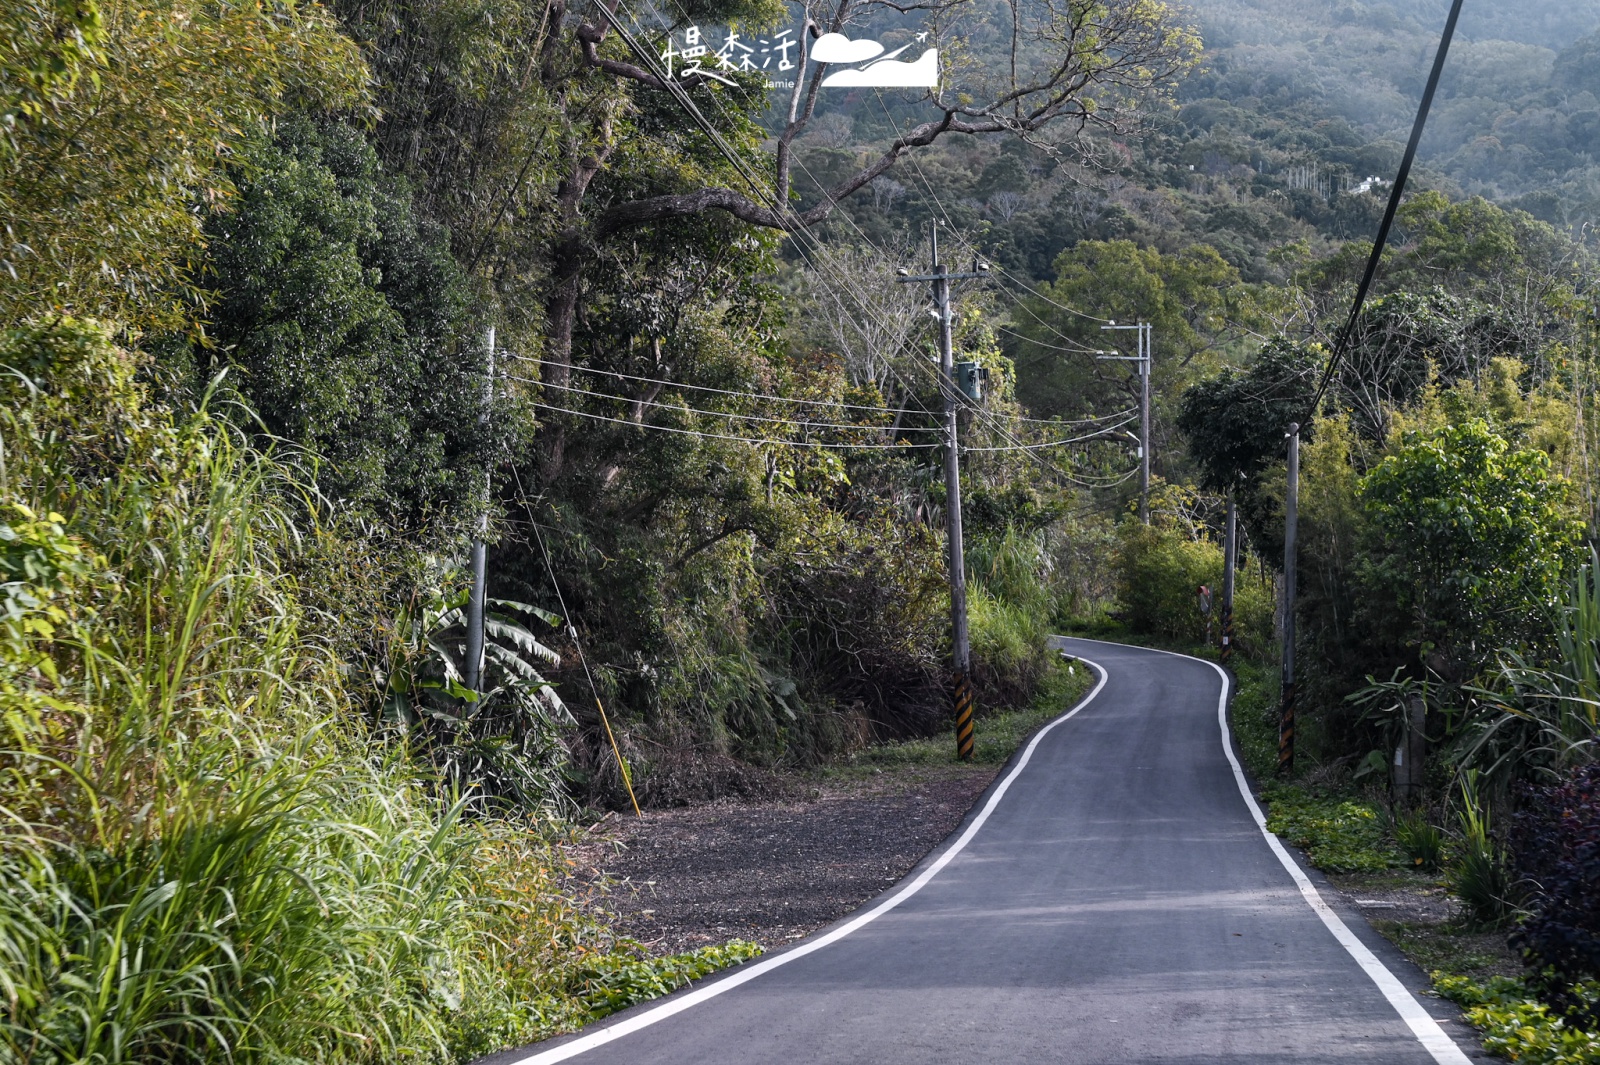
[488, 597, 561, 626]
[484, 615, 560, 666]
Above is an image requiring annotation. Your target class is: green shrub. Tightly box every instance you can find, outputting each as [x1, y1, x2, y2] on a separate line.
[1449, 773, 1518, 929]
[1392, 808, 1447, 873]
[1228, 658, 1280, 780]
[1113, 522, 1222, 641]
[0, 320, 735, 1063]
[1436, 975, 1600, 1065]
[966, 525, 1058, 711]
[1512, 764, 1600, 1023]
[1262, 783, 1399, 873]
[968, 582, 1051, 709]
[571, 941, 763, 1020]
[1358, 419, 1583, 675]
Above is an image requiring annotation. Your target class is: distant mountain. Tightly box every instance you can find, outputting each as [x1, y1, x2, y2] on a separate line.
[1182, 0, 1600, 226]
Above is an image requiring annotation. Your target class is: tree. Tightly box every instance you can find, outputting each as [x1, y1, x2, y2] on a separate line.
[1, 0, 365, 329]
[1178, 337, 1319, 495]
[1, 0, 105, 156]
[187, 117, 516, 527]
[1338, 289, 1532, 441]
[782, 239, 926, 391]
[1358, 419, 1583, 673]
[519, 0, 1200, 476]
[1013, 240, 1256, 420]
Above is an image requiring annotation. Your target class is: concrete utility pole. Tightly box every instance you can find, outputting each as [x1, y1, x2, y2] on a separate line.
[1140, 322, 1151, 524]
[464, 326, 495, 694]
[1279, 423, 1299, 774]
[1098, 322, 1152, 524]
[1221, 492, 1237, 664]
[897, 222, 987, 760]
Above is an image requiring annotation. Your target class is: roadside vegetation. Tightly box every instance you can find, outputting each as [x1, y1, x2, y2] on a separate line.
[7, 0, 1600, 1058]
[1092, 500, 1600, 1061]
[824, 658, 1094, 779]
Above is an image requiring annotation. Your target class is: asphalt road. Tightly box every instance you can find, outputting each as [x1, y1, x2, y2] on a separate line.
[488, 638, 1484, 1065]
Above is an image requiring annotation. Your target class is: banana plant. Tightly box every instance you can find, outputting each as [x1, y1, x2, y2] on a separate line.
[377, 577, 573, 813]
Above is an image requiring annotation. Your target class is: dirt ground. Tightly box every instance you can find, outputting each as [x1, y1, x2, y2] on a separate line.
[568, 764, 1520, 989]
[568, 767, 999, 954]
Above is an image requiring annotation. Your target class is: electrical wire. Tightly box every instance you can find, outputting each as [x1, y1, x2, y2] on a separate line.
[526, 398, 943, 448]
[603, 2, 954, 444]
[526, 387, 1123, 454]
[1006, 404, 1137, 426]
[1304, 0, 1466, 420]
[997, 324, 1108, 356]
[599, 6, 1137, 492]
[858, 90, 1144, 491]
[855, 93, 1139, 482]
[505, 353, 932, 415]
[521, 485, 641, 817]
[505, 372, 944, 432]
[871, 89, 1111, 326]
[963, 414, 1136, 451]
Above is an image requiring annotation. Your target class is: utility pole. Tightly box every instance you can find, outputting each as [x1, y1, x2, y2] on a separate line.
[1140, 322, 1151, 525]
[1098, 322, 1152, 524]
[897, 222, 987, 761]
[464, 326, 495, 694]
[1279, 423, 1299, 774]
[1221, 491, 1236, 665]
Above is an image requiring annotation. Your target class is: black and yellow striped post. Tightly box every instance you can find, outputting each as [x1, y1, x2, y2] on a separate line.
[1278, 682, 1296, 774]
[954, 671, 975, 761]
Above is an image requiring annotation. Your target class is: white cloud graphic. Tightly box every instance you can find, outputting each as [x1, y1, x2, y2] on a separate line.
[810, 33, 884, 64]
[819, 48, 939, 88]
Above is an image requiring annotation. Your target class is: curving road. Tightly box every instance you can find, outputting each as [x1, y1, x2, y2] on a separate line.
[485, 638, 1485, 1065]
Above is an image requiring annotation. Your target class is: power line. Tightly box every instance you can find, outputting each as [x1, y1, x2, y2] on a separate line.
[518, 482, 642, 817]
[506, 372, 944, 432]
[505, 353, 933, 416]
[859, 95, 1138, 487]
[858, 94, 1143, 492]
[606, 4, 952, 445]
[526, 398, 942, 449]
[997, 323, 1109, 357]
[601, 10, 1137, 496]
[518, 376, 1129, 451]
[1304, 0, 1466, 420]
[963, 414, 1137, 451]
[870, 88, 1110, 329]
[1007, 404, 1138, 426]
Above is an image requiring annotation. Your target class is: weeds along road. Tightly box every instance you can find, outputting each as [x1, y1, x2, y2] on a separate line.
[485, 638, 1485, 1065]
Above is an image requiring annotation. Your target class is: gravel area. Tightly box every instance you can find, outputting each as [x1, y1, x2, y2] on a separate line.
[1330, 873, 1460, 926]
[570, 769, 998, 954]
[569, 765, 1520, 990]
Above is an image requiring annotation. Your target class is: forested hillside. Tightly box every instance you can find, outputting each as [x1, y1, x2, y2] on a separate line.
[5, 0, 1600, 1058]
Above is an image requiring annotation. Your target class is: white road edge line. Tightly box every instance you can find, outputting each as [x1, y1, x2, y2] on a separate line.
[1070, 638, 1473, 1065]
[498, 661, 1113, 1065]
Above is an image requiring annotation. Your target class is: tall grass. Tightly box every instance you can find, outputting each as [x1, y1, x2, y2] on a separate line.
[1461, 547, 1600, 789]
[965, 526, 1056, 708]
[0, 321, 626, 1063]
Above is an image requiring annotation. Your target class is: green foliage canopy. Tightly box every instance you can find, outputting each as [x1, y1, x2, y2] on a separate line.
[1358, 419, 1584, 665]
[0, 0, 367, 329]
[187, 116, 514, 525]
